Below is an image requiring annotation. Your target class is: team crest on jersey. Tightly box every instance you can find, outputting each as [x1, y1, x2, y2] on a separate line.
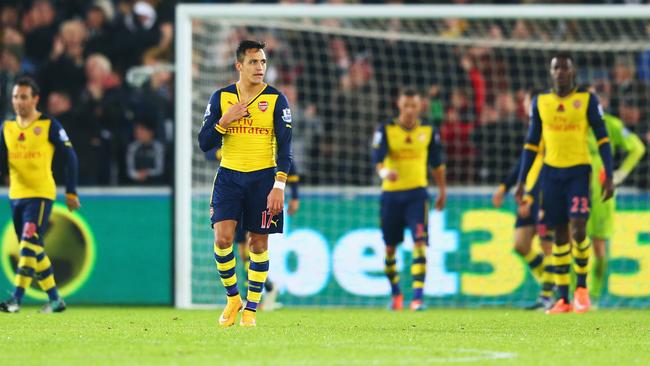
[33, 126, 42, 136]
[573, 100, 582, 109]
[405, 135, 412, 144]
[282, 108, 292, 123]
[557, 103, 565, 112]
[258, 101, 268, 112]
[18, 132, 25, 141]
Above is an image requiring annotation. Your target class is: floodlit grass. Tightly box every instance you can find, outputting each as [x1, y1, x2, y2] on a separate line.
[1, 307, 649, 366]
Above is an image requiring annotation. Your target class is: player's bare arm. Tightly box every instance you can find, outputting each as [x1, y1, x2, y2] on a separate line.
[430, 165, 446, 211]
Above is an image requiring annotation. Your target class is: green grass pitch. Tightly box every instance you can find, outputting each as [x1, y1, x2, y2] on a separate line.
[1, 307, 649, 366]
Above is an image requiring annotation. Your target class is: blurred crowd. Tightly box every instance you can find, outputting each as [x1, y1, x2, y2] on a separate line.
[196, 1, 650, 4]
[200, 14, 650, 188]
[3, 0, 650, 188]
[1, 0, 175, 185]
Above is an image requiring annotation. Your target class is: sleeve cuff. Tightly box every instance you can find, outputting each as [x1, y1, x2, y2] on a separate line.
[524, 143, 539, 152]
[214, 124, 227, 134]
[523, 194, 534, 204]
[66, 193, 78, 199]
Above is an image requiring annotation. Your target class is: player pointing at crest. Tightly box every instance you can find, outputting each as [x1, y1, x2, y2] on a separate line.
[198, 40, 292, 327]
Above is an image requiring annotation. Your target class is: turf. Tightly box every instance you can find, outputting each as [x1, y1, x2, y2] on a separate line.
[1, 307, 649, 366]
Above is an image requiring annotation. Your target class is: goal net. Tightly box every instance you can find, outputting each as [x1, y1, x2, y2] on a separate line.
[175, 4, 650, 309]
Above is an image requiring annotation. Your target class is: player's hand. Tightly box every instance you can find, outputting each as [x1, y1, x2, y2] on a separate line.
[66, 194, 81, 212]
[50, 35, 64, 59]
[492, 188, 505, 208]
[288, 198, 300, 216]
[267, 187, 284, 217]
[613, 169, 628, 186]
[380, 170, 398, 181]
[602, 177, 614, 202]
[514, 183, 525, 205]
[518, 200, 531, 218]
[219, 100, 249, 129]
[434, 193, 446, 211]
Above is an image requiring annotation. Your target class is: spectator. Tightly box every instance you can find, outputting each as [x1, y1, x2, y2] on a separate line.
[84, 4, 115, 59]
[77, 53, 127, 185]
[0, 45, 24, 120]
[611, 56, 650, 140]
[131, 47, 174, 143]
[1, 5, 20, 29]
[47, 90, 80, 182]
[112, 0, 163, 76]
[440, 18, 467, 38]
[427, 84, 445, 128]
[24, 0, 58, 64]
[38, 19, 87, 101]
[472, 91, 526, 183]
[332, 53, 380, 184]
[441, 88, 476, 184]
[278, 83, 323, 182]
[460, 53, 486, 123]
[126, 120, 165, 185]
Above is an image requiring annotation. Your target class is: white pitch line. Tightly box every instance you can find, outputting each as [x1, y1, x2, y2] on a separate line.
[424, 348, 517, 363]
[226, 348, 517, 366]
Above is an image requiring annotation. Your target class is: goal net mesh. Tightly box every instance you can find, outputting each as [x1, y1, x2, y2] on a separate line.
[186, 14, 650, 308]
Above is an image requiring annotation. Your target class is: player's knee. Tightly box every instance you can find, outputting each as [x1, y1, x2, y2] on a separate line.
[572, 226, 587, 243]
[248, 234, 268, 254]
[593, 239, 606, 258]
[513, 244, 528, 257]
[214, 233, 234, 249]
[385, 246, 396, 257]
[513, 229, 532, 255]
[555, 226, 569, 244]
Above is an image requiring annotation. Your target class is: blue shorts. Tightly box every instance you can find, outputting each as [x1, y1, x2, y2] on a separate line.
[539, 164, 591, 229]
[380, 188, 429, 246]
[10, 198, 53, 244]
[235, 221, 247, 244]
[210, 167, 283, 234]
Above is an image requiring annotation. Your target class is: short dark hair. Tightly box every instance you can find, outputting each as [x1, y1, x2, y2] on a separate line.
[398, 87, 421, 98]
[50, 89, 71, 100]
[236, 40, 266, 63]
[551, 52, 573, 64]
[14, 76, 40, 97]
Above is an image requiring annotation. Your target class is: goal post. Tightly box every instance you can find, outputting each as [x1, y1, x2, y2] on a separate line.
[175, 4, 650, 309]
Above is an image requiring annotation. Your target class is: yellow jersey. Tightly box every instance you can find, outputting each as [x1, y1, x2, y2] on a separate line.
[519, 87, 612, 183]
[1, 114, 78, 200]
[372, 119, 444, 192]
[198, 83, 292, 178]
